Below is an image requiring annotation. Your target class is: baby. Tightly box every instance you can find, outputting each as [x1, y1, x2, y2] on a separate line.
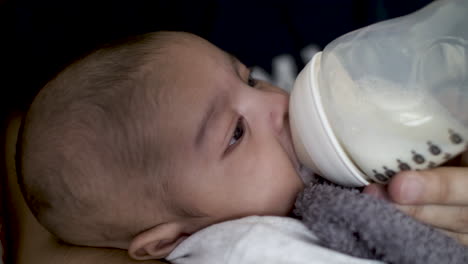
[16, 31, 307, 260]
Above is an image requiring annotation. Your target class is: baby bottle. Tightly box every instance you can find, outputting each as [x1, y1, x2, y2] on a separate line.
[290, 0, 468, 187]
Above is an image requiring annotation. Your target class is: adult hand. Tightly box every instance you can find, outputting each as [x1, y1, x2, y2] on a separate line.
[364, 165, 468, 246]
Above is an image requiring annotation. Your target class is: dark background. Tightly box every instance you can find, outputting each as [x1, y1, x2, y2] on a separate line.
[1, 0, 433, 116]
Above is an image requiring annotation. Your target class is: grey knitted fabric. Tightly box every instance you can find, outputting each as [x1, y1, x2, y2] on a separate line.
[294, 182, 468, 264]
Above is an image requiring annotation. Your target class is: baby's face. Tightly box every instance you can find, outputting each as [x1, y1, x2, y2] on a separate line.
[156, 35, 304, 230]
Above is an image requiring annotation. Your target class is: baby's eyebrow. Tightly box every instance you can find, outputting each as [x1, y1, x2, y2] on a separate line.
[194, 93, 225, 149]
[195, 97, 216, 148]
[227, 53, 243, 79]
[194, 53, 241, 149]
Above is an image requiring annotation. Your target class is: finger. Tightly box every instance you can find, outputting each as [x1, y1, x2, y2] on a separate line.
[387, 168, 468, 205]
[437, 229, 468, 246]
[394, 204, 468, 233]
[362, 184, 390, 200]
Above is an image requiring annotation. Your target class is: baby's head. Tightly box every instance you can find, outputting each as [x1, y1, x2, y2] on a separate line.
[17, 31, 305, 259]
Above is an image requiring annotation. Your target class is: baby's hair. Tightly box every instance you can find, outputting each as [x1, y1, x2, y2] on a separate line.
[16, 31, 182, 247]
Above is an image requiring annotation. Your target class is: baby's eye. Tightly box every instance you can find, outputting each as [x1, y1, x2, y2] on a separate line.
[247, 68, 258, 87]
[228, 118, 245, 148]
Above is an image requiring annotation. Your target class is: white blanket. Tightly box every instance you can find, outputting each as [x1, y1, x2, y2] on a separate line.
[167, 216, 384, 264]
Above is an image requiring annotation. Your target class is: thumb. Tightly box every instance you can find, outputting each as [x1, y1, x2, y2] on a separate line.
[388, 167, 468, 205]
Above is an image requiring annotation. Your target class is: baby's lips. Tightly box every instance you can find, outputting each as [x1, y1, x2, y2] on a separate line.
[283, 121, 299, 166]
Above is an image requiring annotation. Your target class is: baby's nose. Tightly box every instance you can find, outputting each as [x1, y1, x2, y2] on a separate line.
[267, 88, 289, 134]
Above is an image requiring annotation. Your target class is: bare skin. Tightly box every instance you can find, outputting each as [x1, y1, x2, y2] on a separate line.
[364, 153, 468, 246]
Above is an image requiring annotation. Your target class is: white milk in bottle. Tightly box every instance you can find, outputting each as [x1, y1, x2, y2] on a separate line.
[330, 58, 468, 183]
[289, 0, 468, 187]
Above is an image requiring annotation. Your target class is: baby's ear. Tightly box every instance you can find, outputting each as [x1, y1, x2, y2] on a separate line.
[128, 222, 188, 260]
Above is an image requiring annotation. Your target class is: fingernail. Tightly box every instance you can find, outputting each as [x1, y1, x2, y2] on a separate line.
[400, 173, 423, 203]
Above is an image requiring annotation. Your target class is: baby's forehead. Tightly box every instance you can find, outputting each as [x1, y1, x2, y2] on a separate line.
[156, 43, 236, 98]
[163, 35, 234, 71]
